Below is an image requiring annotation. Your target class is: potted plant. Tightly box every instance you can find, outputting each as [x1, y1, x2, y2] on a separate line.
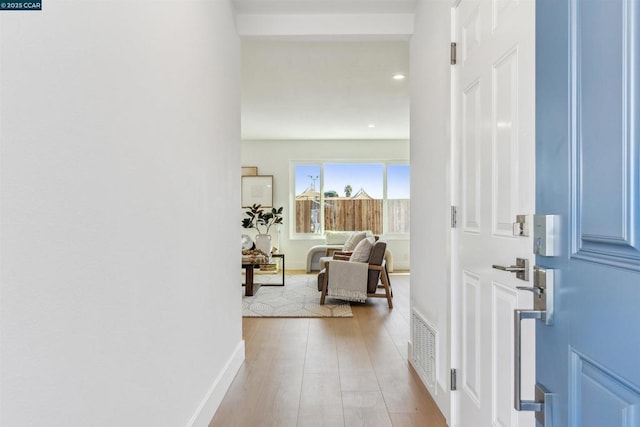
[242, 204, 283, 256]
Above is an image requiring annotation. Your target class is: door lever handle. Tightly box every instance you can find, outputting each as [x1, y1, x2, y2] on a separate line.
[492, 258, 529, 281]
[493, 264, 526, 272]
[516, 286, 543, 296]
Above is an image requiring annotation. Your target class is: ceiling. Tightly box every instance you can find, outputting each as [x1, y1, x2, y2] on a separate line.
[241, 39, 410, 140]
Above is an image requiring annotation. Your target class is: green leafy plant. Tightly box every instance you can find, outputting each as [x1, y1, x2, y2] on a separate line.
[241, 204, 284, 234]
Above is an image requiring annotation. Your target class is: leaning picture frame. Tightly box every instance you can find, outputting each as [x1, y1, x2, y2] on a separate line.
[241, 166, 258, 176]
[242, 175, 273, 207]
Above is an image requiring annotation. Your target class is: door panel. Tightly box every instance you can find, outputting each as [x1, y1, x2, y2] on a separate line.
[493, 48, 520, 237]
[536, 0, 640, 425]
[573, 353, 640, 427]
[454, 0, 535, 425]
[463, 80, 482, 233]
[462, 270, 481, 405]
[573, 0, 638, 267]
[492, 283, 518, 427]
[578, 2, 626, 241]
[462, 6, 481, 64]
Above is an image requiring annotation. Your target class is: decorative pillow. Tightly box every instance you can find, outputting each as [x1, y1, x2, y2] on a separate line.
[342, 231, 367, 252]
[349, 236, 375, 263]
[325, 231, 351, 245]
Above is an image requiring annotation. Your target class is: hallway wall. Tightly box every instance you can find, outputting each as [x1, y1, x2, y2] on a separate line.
[409, 0, 453, 421]
[0, 2, 242, 426]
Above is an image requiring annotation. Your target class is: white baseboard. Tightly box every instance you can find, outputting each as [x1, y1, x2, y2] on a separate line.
[186, 340, 245, 427]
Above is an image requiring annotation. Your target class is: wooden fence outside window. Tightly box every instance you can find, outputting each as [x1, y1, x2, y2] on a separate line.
[295, 199, 410, 234]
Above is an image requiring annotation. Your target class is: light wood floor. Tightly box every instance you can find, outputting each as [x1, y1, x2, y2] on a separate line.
[210, 273, 447, 427]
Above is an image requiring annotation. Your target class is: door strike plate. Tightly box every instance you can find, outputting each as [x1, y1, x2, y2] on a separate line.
[513, 214, 529, 236]
[514, 258, 529, 281]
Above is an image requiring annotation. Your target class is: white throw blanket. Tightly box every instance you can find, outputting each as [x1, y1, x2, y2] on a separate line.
[327, 260, 368, 303]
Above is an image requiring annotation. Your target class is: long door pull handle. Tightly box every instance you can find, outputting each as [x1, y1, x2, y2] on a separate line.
[513, 267, 555, 425]
[514, 309, 544, 411]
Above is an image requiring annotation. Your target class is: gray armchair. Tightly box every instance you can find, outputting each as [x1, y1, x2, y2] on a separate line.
[317, 240, 393, 308]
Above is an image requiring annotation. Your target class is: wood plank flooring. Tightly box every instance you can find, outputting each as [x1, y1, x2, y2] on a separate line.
[210, 273, 447, 427]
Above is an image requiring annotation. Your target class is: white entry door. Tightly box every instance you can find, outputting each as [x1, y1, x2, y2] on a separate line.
[453, 0, 535, 426]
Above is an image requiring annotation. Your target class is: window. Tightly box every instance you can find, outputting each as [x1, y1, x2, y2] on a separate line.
[324, 163, 384, 234]
[386, 165, 410, 233]
[293, 162, 410, 235]
[294, 165, 321, 233]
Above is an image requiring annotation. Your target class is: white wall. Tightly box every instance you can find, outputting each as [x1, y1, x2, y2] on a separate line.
[0, 2, 242, 426]
[241, 139, 410, 270]
[409, 0, 453, 422]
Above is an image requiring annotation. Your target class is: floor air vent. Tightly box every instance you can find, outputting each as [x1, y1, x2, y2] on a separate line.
[411, 309, 437, 389]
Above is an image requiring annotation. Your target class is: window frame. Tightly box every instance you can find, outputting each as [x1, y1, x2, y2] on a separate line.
[290, 160, 410, 240]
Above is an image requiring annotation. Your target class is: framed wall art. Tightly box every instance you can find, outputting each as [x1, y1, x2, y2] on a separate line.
[241, 166, 258, 176]
[241, 175, 273, 207]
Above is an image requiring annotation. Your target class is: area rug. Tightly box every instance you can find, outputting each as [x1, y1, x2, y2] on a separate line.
[242, 274, 353, 318]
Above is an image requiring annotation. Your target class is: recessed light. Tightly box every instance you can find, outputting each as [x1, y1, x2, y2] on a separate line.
[392, 73, 406, 80]
[368, 124, 376, 128]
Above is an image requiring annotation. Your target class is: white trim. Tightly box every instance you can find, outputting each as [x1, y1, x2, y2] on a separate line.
[186, 341, 245, 427]
[236, 13, 415, 37]
[449, 3, 461, 427]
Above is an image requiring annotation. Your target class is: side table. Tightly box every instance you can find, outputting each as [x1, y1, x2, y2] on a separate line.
[262, 253, 285, 287]
[242, 254, 285, 297]
[242, 262, 261, 296]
